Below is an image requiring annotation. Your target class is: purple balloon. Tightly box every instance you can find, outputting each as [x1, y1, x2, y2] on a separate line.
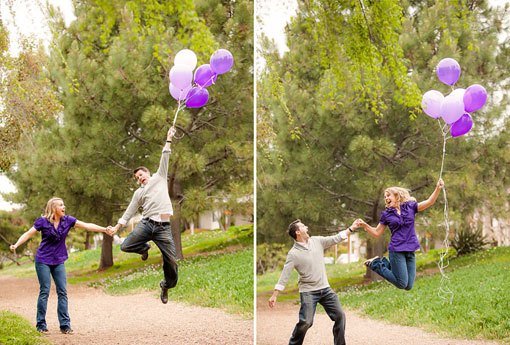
[436, 58, 461, 86]
[463, 84, 487, 112]
[210, 49, 234, 75]
[421, 90, 444, 119]
[441, 89, 465, 124]
[169, 64, 193, 89]
[169, 83, 192, 101]
[450, 113, 473, 137]
[185, 87, 209, 108]
[194, 64, 218, 87]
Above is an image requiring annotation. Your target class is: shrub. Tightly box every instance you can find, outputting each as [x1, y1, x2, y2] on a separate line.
[257, 243, 288, 274]
[452, 227, 488, 256]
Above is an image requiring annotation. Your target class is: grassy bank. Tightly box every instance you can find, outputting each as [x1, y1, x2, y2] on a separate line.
[0, 311, 51, 345]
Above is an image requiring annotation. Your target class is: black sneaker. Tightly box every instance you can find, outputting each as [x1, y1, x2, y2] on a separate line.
[160, 281, 169, 304]
[37, 328, 49, 334]
[141, 245, 151, 261]
[60, 327, 73, 334]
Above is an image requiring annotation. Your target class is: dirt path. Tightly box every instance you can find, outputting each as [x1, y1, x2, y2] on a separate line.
[257, 299, 501, 345]
[0, 276, 252, 345]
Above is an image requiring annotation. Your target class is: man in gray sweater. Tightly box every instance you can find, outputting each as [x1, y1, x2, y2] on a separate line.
[110, 126, 177, 304]
[268, 219, 360, 345]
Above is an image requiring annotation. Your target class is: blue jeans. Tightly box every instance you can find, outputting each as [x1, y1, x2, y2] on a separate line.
[35, 261, 70, 331]
[289, 287, 346, 345]
[369, 251, 416, 290]
[121, 218, 178, 288]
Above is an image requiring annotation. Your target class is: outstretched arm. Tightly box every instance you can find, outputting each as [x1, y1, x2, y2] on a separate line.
[418, 178, 444, 212]
[74, 220, 109, 235]
[358, 219, 386, 238]
[156, 126, 176, 177]
[10, 227, 38, 252]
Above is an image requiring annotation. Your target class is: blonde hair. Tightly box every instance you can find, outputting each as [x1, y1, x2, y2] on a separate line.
[43, 197, 63, 223]
[384, 187, 416, 208]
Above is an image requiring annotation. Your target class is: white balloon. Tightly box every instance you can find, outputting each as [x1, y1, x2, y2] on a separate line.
[174, 49, 197, 70]
[169, 64, 193, 89]
[441, 90, 465, 124]
[421, 90, 444, 119]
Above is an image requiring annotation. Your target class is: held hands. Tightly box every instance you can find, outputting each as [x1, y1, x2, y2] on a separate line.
[105, 225, 118, 237]
[437, 178, 445, 190]
[9, 244, 17, 252]
[355, 218, 368, 230]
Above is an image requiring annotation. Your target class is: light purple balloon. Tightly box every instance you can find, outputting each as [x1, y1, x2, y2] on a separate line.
[463, 84, 487, 113]
[421, 90, 444, 118]
[194, 64, 218, 87]
[441, 89, 465, 124]
[210, 49, 234, 75]
[169, 64, 193, 89]
[450, 113, 473, 137]
[436, 58, 461, 86]
[185, 87, 209, 108]
[169, 83, 192, 101]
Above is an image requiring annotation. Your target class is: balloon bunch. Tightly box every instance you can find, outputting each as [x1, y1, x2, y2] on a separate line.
[420, 58, 488, 304]
[168, 48, 234, 126]
[421, 58, 487, 138]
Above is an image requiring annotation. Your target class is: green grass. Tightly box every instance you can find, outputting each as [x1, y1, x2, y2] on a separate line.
[181, 225, 253, 255]
[0, 311, 51, 345]
[339, 247, 510, 343]
[258, 246, 510, 342]
[1, 225, 254, 317]
[91, 248, 254, 316]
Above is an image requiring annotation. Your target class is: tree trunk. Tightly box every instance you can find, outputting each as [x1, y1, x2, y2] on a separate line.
[99, 233, 113, 270]
[365, 195, 384, 281]
[170, 178, 184, 259]
[99, 213, 114, 270]
[84, 231, 91, 250]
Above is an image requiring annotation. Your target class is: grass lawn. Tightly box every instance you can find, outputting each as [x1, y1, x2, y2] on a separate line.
[0, 311, 51, 345]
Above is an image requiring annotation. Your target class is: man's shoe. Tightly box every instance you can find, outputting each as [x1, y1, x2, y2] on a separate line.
[160, 281, 169, 304]
[364, 256, 380, 267]
[141, 245, 151, 261]
[60, 327, 73, 334]
[37, 328, 49, 334]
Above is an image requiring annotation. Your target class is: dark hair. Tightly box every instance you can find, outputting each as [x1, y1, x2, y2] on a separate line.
[287, 219, 301, 240]
[133, 166, 150, 176]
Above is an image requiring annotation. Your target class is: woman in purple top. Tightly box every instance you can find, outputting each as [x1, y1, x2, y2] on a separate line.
[10, 197, 111, 334]
[358, 179, 444, 290]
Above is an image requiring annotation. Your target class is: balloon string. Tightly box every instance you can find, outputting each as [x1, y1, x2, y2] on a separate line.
[436, 119, 454, 304]
[172, 103, 185, 127]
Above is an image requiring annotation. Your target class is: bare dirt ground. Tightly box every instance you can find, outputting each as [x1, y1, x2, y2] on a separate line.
[0, 276, 253, 345]
[257, 299, 501, 345]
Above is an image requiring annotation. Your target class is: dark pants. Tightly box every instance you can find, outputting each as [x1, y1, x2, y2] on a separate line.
[289, 287, 346, 345]
[35, 261, 70, 331]
[120, 218, 178, 288]
[368, 251, 416, 290]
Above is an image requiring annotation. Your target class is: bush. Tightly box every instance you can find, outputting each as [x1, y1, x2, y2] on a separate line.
[257, 243, 288, 274]
[452, 227, 488, 256]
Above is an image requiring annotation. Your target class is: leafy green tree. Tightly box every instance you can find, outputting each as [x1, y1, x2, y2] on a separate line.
[257, 0, 510, 281]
